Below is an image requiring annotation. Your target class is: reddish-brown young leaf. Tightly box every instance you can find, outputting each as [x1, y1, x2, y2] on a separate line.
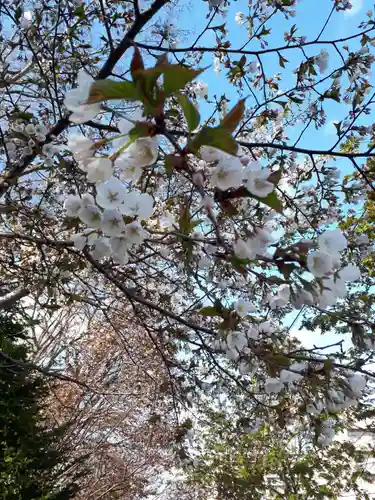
[220, 99, 246, 133]
[131, 46, 145, 81]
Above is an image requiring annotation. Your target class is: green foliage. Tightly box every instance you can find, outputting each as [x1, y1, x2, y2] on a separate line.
[0, 316, 80, 499]
[189, 125, 239, 156]
[176, 93, 200, 132]
[250, 189, 283, 214]
[87, 79, 139, 104]
[186, 410, 373, 499]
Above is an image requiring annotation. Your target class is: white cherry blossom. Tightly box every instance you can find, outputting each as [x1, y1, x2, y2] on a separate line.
[347, 373, 366, 396]
[315, 49, 329, 73]
[339, 263, 361, 281]
[25, 124, 35, 135]
[125, 221, 148, 246]
[101, 209, 126, 236]
[71, 233, 87, 251]
[234, 299, 257, 317]
[307, 250, 334, 277]
[291, 288, 315, 309]
[318, 287, 338, 309]
[247, 327, 259, 340]
[64, 69, 101, 124]
[124, 137, 159, 167]
[68, 134, 94, 170]
[210, 157, 244, 190]
[318, 228, 347, 253]
[213, 56, 221, 75]
[64, 194, 82, 217]
[200, 146, 226, 163]
[78, 204, 102, 229]
[248, 61, 258, 73]
[120, 192, 154, 220]
[246, 168, 274, 198]
[86, 158, 113, 184]
[264, 377, 284, 394]
[96, 177, 126, 209]
[112, 109, 143, 151]
[91, 237, 111, 260]
[258, 321, 275, 336]
[81, 193, 95, 207]
[20, 11, 32, 30]
[269, 285, 290, 309]
[356, 234, 369, 245]
[35, 124, 47, 136]
[193, 82, 208, 99]
[290, 362, 308, 373]
[233, 238, 253, 259]
[227, 331, 248, 352]
[235, 12, 246, 24]
[280, 369, 303, 384]
[42, 143, 58, 158]
[116, 156, 143, 183]
[110, 236, 130, 265]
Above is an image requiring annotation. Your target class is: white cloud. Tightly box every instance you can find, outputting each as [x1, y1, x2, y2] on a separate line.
[344, 0, 363, 16]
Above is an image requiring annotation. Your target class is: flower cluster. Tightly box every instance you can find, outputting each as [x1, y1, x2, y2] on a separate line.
[65, 187, 150, 264]
[65, 111, 158, 261]
[202, 147, 276, 197]
[306, 228, 361, 308]
[5, 121, 53, 163]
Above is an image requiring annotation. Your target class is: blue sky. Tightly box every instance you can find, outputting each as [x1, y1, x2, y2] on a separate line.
[173, 0, 372, 149]
[157, 0, 372, 352]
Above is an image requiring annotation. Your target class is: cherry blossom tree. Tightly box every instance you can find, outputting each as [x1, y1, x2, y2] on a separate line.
[41, 307, 178, 499]
[1, 0, 375, 495]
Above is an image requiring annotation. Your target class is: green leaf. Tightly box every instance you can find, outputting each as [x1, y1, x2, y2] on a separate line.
[189, 126, 238, 156]
[164, 154, 185, 177]
[165, 155, 175, 177]
[289, 95, 304, 105]
[176, 93, 200, 132]
[162, 65, 207, 96]
[268, 169, 282, 185]
[190, 219, 204, 229]
[278, 53, 289, 68]
[87, 79, 138, 104]
[240, 187, 283, 213]
[280, 263, 296, 280]
[323, 358, 333, 373]
[271, 354, 290, 366]
[254, 191, 283, 213]
[128, 121, 156, 140]
[9, 112, 34, 121]
[293, 462, 313, 475]
[199, 306, 221, 317]
[220, 99, 245, 133]
[323, 89, 341, 103]
[230, 255, 250, 274]
[74, 4, 85, 19]
[165, 109, 180, 118]
[134, 67, 162, 102]
[333, 121, 342, 136]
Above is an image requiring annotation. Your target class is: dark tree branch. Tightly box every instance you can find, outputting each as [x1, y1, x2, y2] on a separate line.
[134, 27, 375, 57]
[0, 287, 30, 310]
